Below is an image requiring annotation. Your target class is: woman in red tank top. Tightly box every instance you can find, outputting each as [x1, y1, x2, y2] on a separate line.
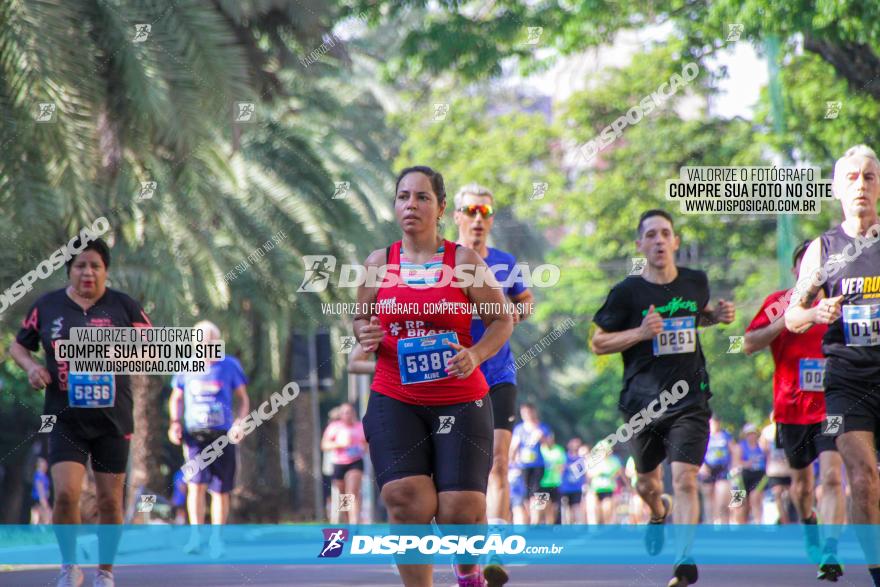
[354, 166, 512, 587]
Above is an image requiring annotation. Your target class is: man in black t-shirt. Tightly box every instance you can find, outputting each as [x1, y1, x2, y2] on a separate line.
[591, 210, 734, 587]
[786, 145, 880, 586]
[10, 238, 150, 587]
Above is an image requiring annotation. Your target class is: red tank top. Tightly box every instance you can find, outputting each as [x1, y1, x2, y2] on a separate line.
[371, 240, 489, 405]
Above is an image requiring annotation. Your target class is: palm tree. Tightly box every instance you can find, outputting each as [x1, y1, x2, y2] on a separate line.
[0, 0, 400, 520]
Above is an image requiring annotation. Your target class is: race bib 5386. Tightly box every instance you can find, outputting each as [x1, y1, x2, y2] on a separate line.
[398, 332, 458, 385]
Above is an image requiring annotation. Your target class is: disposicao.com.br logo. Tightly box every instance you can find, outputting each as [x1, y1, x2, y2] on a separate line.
[322, 530, 561, 557]
[297, 256, 560, 292]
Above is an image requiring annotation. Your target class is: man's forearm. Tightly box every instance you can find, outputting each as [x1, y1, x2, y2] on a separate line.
[591, 327, 646, 355]
[743, 318, 786, 354]
[785, 304, 817, 333]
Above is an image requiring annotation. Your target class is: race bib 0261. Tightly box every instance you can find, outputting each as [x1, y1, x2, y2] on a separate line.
[798, 358, 826, 392]
[68, 373, 115, 408]
[843, 304, 880, 347]
[398, 332, 459, 385]
[653, 316, 697, 356]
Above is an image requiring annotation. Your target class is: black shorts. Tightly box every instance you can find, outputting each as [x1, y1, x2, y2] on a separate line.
[489, 382, 517, 432]
[332, 459, 364, 481]
[700, 463, 729, 484]
[777, 422, 838, 470]
[595, 491, 614, 501]
[562, 491, 583, 506]
[363, 390, 493, 493]
[823, 370, 880, 437]
[48, 420, 130, 474]
[521, 467, 545, 497]
[628, 404, 711, 474]
[540, 486, 561, 504]
[766, 475, 791, 489]
[741, 469, 765, 494]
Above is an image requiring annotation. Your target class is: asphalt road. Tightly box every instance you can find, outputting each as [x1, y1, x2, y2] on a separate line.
[3, 563, 874, 586]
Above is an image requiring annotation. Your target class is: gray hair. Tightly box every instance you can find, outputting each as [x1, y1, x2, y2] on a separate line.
[453, 183, 494, 209]
[834, 144, 880, 178]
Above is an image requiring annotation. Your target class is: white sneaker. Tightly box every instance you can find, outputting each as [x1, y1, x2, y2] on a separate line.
[93, 569, 115, 587]
[57, 564, 84, 587]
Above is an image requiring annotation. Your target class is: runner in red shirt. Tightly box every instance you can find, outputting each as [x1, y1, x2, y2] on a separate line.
[354, 165, 513, 587]
[745, 240, 844, 580]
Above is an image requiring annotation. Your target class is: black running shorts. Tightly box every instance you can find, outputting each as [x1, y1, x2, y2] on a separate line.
[48, 420, 130, 474]
[363, 391, 493, 492]
[628, 404, 711, 474]
[489, 382, 517, 432]
[777, 422, 837, 470]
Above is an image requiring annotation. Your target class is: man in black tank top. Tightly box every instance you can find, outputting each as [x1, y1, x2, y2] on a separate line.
[786, 145, 880, 586]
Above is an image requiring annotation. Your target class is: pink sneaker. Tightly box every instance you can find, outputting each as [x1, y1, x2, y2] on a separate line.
[453, 564, 486, 587]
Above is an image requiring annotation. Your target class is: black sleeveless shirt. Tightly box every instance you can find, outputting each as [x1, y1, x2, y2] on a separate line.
[819, 223, 880, 377]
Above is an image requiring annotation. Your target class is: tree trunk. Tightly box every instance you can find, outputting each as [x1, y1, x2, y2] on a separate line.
[230, 300, 288, 521]
[0, 446, 29, 523]
[128, 374, 166, 520]
[291, 374, 318, 521]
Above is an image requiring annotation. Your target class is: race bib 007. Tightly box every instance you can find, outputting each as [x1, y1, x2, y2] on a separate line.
[398, 332, 458, 385]
[798, 358, 826, 392]
[843, 304, 880, 347]
[68, 373, 115, 408]
[653, 316, 696, 356]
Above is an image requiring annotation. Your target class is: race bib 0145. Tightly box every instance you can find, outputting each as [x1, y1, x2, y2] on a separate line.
[843, 304, 880, 347]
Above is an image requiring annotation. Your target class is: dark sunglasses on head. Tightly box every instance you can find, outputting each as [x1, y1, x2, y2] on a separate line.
[457, 204, 495, 217]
